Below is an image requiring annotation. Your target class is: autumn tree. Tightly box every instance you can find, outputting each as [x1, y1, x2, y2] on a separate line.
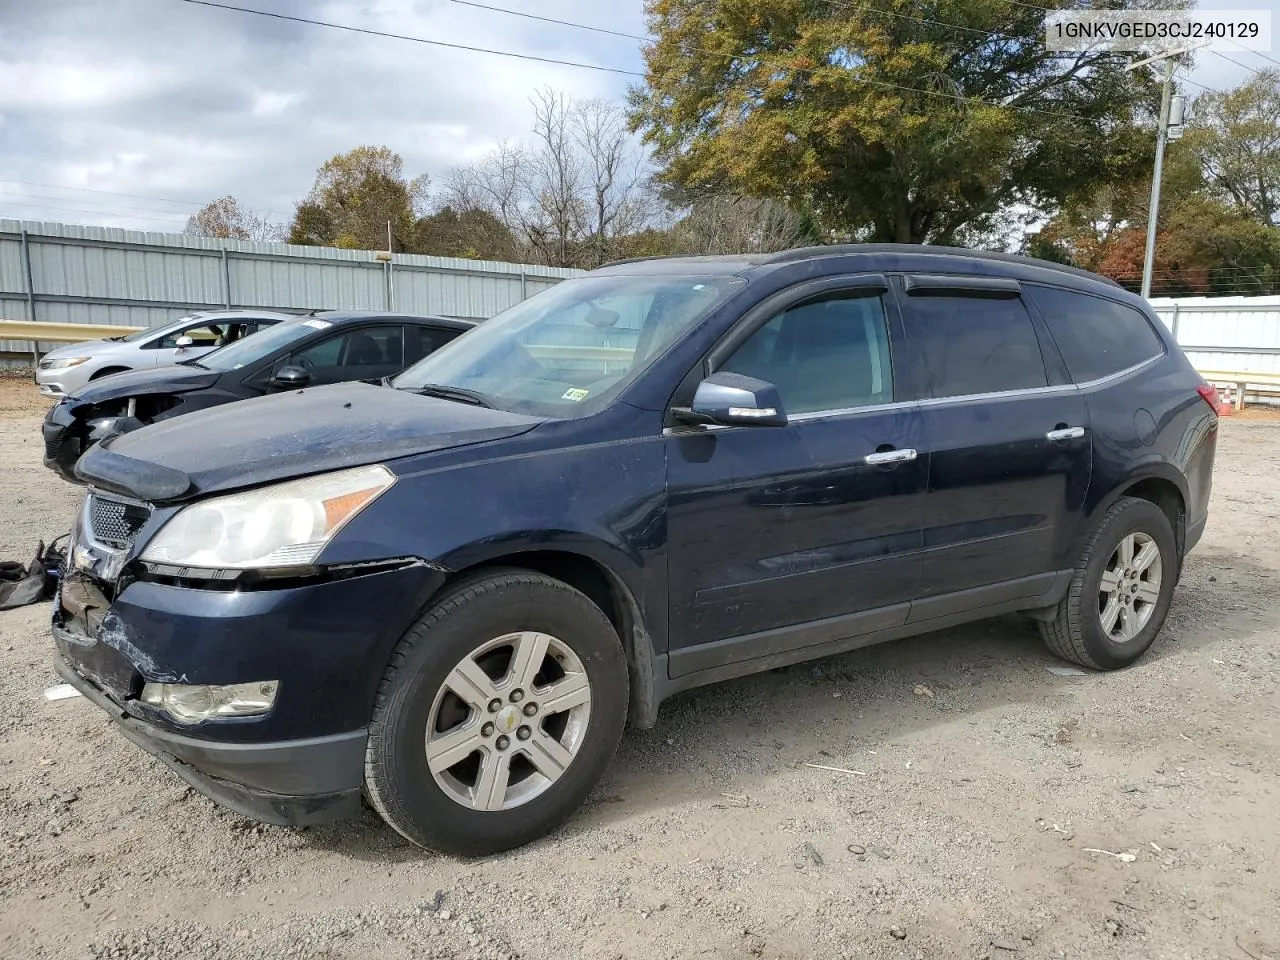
[288, 146, 429, 250]
[629, 0, 1160, 245]
[185, 195, 279, 241]
[412, 206, 520, 261]
[1032, 137, 1280, 295]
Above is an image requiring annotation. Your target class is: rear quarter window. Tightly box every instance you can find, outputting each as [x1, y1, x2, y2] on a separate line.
[1027, 286, 1165, 383]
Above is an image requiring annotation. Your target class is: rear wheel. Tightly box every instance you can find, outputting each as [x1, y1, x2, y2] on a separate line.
[1039, 497, 1178, 670]
[364, 569, 628, 855]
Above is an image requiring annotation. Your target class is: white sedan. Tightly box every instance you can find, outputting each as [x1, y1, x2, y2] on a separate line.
[35, 309, 297, 396]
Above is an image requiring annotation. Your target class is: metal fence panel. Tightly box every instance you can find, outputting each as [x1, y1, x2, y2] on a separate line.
[0, 219, 581, 357]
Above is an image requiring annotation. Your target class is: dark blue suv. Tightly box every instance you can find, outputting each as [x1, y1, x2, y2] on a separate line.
[52, 245, 1217, 855]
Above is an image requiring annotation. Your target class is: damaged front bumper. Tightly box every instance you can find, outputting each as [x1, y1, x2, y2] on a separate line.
[53, 645, 366, 825]
[52, 528, 445, 826]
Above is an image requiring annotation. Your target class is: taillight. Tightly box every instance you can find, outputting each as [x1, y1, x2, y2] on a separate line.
[1197, 383, 1221, 411]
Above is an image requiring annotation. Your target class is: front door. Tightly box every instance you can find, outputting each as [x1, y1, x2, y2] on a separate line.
[665, 281, 927, 677]
[896, 276, 1091, 615]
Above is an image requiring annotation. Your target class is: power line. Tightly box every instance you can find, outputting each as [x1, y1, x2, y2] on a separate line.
[173, 0, 645, 76]
[0, 201, 189, 225]
[1208, 49, 1270, 79]
[0, 179, 204, 209]
[447, 0, 646, 42]
[0, 188, 198, 216]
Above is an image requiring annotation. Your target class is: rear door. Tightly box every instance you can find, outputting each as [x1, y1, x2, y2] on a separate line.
[664, 276, 928, 675]
[896, 275, 1091, 616]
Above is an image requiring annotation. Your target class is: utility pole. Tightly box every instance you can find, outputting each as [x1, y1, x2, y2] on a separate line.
[1126, 42, 1200, 299]
[386, 219, 395, 312]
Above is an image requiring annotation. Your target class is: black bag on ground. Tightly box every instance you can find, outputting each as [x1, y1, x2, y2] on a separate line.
[0, 536, 67, 611]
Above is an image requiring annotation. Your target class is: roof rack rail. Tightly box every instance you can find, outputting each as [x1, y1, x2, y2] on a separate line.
[758, 244, 1120, 287]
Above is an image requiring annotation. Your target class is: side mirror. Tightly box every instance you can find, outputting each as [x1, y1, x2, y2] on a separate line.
[174, 335, 194, 350]
[270, 365, 311, 390]
[675, 371, 787, 428]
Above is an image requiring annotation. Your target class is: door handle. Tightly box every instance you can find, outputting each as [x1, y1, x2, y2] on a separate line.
[864, 448, 918, 465]
[1046, 426, 1085, 441]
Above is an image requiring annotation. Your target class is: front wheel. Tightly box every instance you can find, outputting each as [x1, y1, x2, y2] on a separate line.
[364, 569, 628, 855]
[1039, 497, 1178, 670]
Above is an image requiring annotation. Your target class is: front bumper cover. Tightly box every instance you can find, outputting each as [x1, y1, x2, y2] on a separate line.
[54, 644, 366, 826]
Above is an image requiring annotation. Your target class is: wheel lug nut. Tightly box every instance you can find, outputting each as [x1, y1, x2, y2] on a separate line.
[488, 698, 502, 713]
[481, 722, 495, 737]
[510, 689, 524, 703]
[517, 726, 532, 741]
[495, 735, 510, 750]
[522, 702, 537, 716]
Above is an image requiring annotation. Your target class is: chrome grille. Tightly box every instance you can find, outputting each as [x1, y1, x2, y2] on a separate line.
[87, 495, 150, 550]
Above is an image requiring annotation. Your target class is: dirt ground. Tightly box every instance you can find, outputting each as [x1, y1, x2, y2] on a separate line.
[1, 377, 1278, 960]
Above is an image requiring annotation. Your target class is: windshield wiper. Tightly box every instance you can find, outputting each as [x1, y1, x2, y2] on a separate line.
[179, 359, 208, 369]
[410, 383, 494, 408]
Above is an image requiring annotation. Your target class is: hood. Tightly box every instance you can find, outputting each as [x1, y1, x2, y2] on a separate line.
[43, 338, 121, 359]
[67, 365, 219, 406]
[75, 381, 543, 502]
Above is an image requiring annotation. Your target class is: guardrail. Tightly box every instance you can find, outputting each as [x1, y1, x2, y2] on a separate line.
[0, 318, 142, 344]
[1199, 369, 1280, 411]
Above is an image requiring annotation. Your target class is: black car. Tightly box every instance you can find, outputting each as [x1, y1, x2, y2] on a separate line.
[42, 311, 475, 483]
[52, 245, 1217, 856]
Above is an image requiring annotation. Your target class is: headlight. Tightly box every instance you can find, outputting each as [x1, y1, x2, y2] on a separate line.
[44, 357, 90, 370]
[140, 464, 395, 570]
[141, 680, 278, 723]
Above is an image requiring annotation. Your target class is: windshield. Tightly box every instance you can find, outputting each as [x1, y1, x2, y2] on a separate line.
[119, 314, 199, 344]
[393, 274, 741, 416]
[196, 317, 327, 371]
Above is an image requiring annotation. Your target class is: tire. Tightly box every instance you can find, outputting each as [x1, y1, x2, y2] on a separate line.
[1039, 496, 1178, 670]
[364, 568, 628, 856]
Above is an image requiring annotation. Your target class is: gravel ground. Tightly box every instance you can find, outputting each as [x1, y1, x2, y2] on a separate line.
[1, 379, 1277, 960]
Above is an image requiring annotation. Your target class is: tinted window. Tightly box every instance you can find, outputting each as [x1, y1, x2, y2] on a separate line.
[291, 326, 403, 371]
[906, 295, 1047, 398]
[404, 325, 461, 365]
[1028, 286, 1164, 382]
[718, 294, 893, 414]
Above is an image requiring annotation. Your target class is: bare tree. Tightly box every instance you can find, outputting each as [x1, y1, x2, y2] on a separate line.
[435, 89, 663, 268]
[571, 98, 654, 267]
[525, 89, 585, 268]
[185, 195, 281, 241]
[670, 196, 811, 255]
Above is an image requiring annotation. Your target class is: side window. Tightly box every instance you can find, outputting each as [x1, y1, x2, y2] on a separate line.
[289, 326, 403, 371]
[1027, 286, 1164, 383]
[154, 322, 225, 349]
[717, 294, 893, 415]
[905, 294, 1047, 399]
[404, 325, 460, 365]
[289, 334, 343, 369]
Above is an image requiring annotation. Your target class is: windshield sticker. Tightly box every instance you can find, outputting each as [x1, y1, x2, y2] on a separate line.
[561, 387, 590, 402]
[302, 318, 332, 329]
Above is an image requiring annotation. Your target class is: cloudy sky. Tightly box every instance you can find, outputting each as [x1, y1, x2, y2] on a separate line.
[0, 0, 1275, 235]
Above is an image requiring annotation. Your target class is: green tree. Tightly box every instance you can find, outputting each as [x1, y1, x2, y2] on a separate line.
[629, 0, 1160, 244]
[1186, 69, 1280, 227]
[411, 206, 520, 261]
[287, 146, 429, 250]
